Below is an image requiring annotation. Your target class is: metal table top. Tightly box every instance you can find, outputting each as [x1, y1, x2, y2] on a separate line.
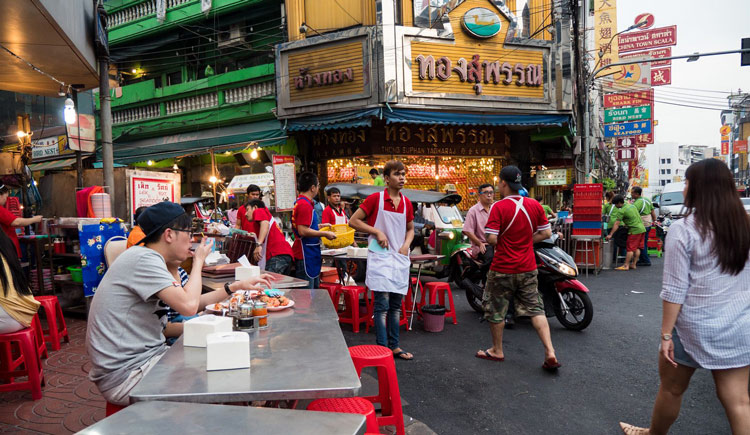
[77, 401, 366, 435]
[129, 289, 360, 403]
[203, 271, 310, 291]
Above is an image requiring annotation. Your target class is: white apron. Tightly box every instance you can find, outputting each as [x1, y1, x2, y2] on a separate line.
[257, 219, 281, 270]
[331, 206, 348, 225]
[365, 192, 411, 295]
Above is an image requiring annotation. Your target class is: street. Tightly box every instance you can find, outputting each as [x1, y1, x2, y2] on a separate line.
[342, 257, 732, 435]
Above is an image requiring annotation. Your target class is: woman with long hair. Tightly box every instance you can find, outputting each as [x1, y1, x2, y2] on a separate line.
[620, 159, 750, 434]
[0, 230, 39, 334]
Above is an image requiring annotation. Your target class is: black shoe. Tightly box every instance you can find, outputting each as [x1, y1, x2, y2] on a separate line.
[504, 316, 515, 329]
[636, 262, 651, 267]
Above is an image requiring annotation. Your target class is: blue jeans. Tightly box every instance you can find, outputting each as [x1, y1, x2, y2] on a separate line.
[295, 260, 320, 289]
[266, 254, 293, 276]
[373, 291, 403, 349]
[639, 226, 652, 264]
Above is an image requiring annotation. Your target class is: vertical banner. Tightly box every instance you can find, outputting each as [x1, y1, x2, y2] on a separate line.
[272, 155, 297, 211]
[594, 0, 618, 77]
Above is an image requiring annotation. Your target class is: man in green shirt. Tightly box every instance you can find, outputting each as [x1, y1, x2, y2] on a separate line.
[535, 195, 557, 220]
[370, 168, 385, 186]
[606, 194, 646, 271]
[631, 186, 657, 267]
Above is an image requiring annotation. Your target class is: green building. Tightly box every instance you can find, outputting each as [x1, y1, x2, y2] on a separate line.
[100, 0, 289, 196]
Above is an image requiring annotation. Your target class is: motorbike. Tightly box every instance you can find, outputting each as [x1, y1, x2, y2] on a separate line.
[463, 234, 593, 331]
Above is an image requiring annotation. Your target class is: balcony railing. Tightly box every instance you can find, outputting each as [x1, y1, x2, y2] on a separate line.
[224, 81, 274, 104]
[165, 92, 218, 115]
[109, 0, 191, 28]
[112, 103, 160, 124]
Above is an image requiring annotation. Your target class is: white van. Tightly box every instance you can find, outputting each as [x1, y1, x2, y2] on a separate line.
[654, 182, 686, 218]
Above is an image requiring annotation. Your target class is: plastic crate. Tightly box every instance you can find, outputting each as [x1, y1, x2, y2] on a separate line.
[573, 213, 602, 222]
[574, 183, 604, 192]
[571, 228, 602, 236]
[573, 206, 602, 215]
[573, 198, 602, 208]
[572, 221, 601, 229]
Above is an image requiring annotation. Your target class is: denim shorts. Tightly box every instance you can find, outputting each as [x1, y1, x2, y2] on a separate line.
[669, 329, 701, 369]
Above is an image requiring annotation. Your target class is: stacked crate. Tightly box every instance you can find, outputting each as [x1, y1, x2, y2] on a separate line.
[572, 184, 603, 236]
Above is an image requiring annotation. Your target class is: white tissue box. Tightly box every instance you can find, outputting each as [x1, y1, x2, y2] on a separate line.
[183, 315, 233, 348]
[346, 247, 368, 257]
[206, 331, 251, 371]
[235, 265, 260, 281]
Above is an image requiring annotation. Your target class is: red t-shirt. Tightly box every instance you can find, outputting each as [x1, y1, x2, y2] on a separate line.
[321, 205, 347, 226]
[358, 190, 414, 227]
[248, 208, 293, 260]
[484, 196, 550, 274]
[236, 205, 254, 233]
[291, 195, 314, 260]
[0, 206, 20, 257]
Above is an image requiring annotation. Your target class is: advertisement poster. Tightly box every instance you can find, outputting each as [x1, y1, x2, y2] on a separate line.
[272, 155, 297, 211]
[66, 114, 96, 152]
[126, 170, 181, 224]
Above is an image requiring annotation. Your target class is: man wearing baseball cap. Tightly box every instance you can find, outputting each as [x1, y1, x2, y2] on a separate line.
[478, 166, 561, 371]
[86, 202, 271, 405]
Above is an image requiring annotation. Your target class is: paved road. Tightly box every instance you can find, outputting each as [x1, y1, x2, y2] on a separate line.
[341, 257, 733, 434]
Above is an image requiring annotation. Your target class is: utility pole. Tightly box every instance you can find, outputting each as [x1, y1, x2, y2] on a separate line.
[97, 1, 115, 212]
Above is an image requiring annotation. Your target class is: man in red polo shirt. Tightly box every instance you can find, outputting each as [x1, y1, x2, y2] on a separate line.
[478, 166, 560, 371]
[235, 184, 262, 232]
[0, 185, 42, 257]
[292, 172, 336, 289]
[244, 199, 294, 276]
[350, 160, 415, 361]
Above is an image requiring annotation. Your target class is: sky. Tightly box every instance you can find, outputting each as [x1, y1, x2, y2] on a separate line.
[612, 0, 749, 148]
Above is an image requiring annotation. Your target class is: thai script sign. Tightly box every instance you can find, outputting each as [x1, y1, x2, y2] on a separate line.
[127, 169, 181, 225]
[620, 47, 671, 67]
[536, 169, 572, 186]
[31, 135, 69, 160]
[604, 105, 651, 123]
[604, 89, 653, 108]
[414, 54, 542, 95]
[293, 67, 354, 90]
[618, 26, 677, 53]
[604, 120, 652, 137]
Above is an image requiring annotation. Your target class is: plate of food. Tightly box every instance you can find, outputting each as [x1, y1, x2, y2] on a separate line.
[258, 294, 294, 311]
[205, 302, 228, 314]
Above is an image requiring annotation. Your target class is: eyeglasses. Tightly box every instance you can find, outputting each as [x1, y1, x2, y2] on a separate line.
[480, 191, 494, 195]
[168, 227, 192, 234]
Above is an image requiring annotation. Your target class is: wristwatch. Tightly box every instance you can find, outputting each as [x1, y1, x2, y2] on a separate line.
[224, 282, 233, 296]
[661, 333, 672, 341]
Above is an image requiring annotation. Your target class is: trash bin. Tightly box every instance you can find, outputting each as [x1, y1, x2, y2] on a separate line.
[422, 304, 446, 332]
[602, 240, 613, 270]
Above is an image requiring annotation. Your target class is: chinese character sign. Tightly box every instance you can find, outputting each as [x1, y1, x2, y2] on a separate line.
[594, 0, 618, 77]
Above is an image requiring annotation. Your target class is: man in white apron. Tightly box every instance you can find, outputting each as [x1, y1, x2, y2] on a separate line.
[245, 199, 294, 276]
[480, 166, 560, 371]
[322, 187, 349, 226]
[350, 161, 415, 360]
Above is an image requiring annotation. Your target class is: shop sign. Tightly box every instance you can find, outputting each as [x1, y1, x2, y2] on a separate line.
[594, 0, 619, 75]
[227, 173, 274, 194]
[415, 54, 542, 95]
[720, 125, 731, 135]
[604, 105, 651, 123]
[293, 67, 354, 91]
[461, 7, 502, 39]
[31, 135, 68, 160]
[604, 89, 653, 108]
[635, 133, 653, 146]
[618, 26, 677, 53]
[616, 147, 637, 161]
[721, 139, 730, 155]
[620, 47, 671, 67]
[536, 169, 571, 186]
[734, 140, 748, 154]
[127, 170, 180, 225]
[272, 155, 296, 211]
[651, 67, 671, 86]
[604, 120, 652, 137]
[66, 114, 96, 152]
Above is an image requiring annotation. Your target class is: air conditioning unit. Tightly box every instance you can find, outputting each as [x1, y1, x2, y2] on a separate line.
[218, 23, 247, 48]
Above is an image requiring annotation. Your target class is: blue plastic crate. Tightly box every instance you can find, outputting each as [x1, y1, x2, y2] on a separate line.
[572, 221, 601, 229]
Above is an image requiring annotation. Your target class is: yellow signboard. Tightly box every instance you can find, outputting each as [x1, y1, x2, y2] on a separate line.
[594, 0, 618, 77]
[288, 41, 365, 102]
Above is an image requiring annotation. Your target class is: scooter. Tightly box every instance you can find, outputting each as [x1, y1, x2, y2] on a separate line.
[463, 234, 593, 331]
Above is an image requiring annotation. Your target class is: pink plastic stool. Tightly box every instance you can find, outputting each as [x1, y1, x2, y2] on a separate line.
[307, 397, 380, 433]
[0, 328, 44, 400]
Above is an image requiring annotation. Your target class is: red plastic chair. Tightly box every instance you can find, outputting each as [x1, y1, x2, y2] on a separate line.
[349, 345, 405, 435]
[418, 282, 457, 325]
[35, 295, 69, 350]
[105, 401, 127, 416]
[319, 283, 341, 307]
[307, 397, 379, 433]
[0, 328, 44, 400]
[336, 286, 372, 333]
[365, 287, 413, 333]
[31, 314, 48, 359]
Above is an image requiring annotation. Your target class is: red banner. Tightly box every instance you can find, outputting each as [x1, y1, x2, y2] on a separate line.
[618, 26, 677, 53]
[604, 89, 654, 108]
[635, 133, 654, 146]
[620, 47, 672, 67]
[721, 140, 730, 155]
[651, 68, 671, 86]
[734, 140, 748, 154]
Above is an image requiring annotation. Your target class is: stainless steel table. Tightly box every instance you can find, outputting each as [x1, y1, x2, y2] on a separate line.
[129, 289, 361, 403]
[77, 401, 366, 435]
[203, 271, 310, 292]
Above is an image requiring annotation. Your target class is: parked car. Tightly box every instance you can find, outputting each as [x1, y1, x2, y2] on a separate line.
[654, 182, 686, 218]
[741, 197, 750, 215]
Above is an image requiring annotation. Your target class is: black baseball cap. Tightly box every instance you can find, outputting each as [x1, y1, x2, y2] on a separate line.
[136, 202, 187, 244]
[500, 166, 524, 191]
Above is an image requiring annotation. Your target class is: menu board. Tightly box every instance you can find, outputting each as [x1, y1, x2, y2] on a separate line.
[126, 170, 181, 224]
[272, 155, 296, 211]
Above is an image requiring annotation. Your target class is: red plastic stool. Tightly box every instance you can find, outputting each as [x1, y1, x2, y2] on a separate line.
[31, 314, 48, 359]
[419, 282, 457, 325]
[106, 401, 127, 416]
[366, 288, 412, 333]
[319, 283, 341, 307]
[349, 345, 405, 435]
[0, 328, 44, 400]
[336, 286, 371, 333]
[307, 397, 380, 433]
[35, 295, 69, 350]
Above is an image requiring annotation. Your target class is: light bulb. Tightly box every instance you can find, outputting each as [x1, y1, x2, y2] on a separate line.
[173, 164, 179, 170]
[64, 98, 76, 125]
[132, 69, 137, 74]
[209, 176, 217, 183]
[250, 149, 259, 160]
[16, 130, 26, 139]
[147, 160, 154, 166]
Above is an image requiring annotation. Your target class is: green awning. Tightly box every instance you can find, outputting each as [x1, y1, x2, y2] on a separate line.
[110, 120, 287, 164]
[28, 157, 78, 172]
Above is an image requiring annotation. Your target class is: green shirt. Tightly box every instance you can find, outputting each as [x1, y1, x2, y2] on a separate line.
[542, 204, 554, 218]
[616, 204, 646, 235]
[632, 197, 654, 216]
[603, 202, 622, 230]
[373, 176, 385, 186]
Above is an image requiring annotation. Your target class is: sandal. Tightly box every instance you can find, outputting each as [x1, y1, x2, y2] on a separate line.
[542, 357, 561, 371]
[619, 422, 649, 434]
[392, 349, 413, 360]
[615, 266, 630, 271]
[475, 349, 504, 362]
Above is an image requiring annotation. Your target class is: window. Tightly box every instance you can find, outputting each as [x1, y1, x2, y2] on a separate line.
[666, 158, 671, 164]
[660, 169, 665, 174]
[666, 169, 671, 174]
[166, 71, 182, 86]
[660, 159, 665, 164]
[661, 180, 667, 186]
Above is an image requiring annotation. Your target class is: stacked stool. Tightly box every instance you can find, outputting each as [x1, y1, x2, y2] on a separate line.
[35, 295, 70, 350]
[307, 397, 380, 433]
[336, 286, 372, 333]
[0, 327, 44, 400]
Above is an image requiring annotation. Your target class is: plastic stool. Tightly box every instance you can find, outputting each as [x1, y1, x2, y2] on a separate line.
[336, 286, 371, 333]
[0, 328, 44, 400]
[319, 283, 341, 307]
[418, 282, 457, 325]
[348, 345, 405, 435]
[365, 288, 412, 333]
[408, 277, 423, 312]
[307, 397, 379, 433]
[31, 314, 48, 359]
[35, 295, 69, 350]
[106, 401, 127, 416]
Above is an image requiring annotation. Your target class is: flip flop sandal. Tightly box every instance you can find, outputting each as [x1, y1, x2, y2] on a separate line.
[615, 266, 630, 271]
[475, 349, 505, 362]
[393, 350, 413, 361]
[619, 422, 649, 434]
[542, 357, 561, 371]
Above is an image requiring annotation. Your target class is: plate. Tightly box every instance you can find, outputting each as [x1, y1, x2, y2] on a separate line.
[267, 300, 295, 312]
[205, 303, 228, 314]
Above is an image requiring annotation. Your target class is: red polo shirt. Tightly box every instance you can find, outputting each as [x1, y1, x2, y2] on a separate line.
[484, 196, 550, 274]
[321, 205, 347, 226]
[0, 206, 20, 257]
[291, 195, 314, 260]
[358, 189, 414, 226]
[248, 208, 293, 260]
[236, 205, 253, 233]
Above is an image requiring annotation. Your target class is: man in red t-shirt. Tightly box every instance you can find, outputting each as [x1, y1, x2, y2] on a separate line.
[0, 185, 42, 257]
[292, 172, 336, 289]
[321, 187, 348, 226]
[244, 199, 294, 276]
[235, 184, 262, 233]
[478, 166, 560, 371]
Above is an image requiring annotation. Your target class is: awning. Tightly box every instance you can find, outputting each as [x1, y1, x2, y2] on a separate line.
[383, 109, 572, 127]
[28, 157, 78, 172]
[286, 108, 381, 131]
[110, 120, 286, 164]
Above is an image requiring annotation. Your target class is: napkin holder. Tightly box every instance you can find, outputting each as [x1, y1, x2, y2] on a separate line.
[206, 332, 251, 371]
[184, 315, 233, 347]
